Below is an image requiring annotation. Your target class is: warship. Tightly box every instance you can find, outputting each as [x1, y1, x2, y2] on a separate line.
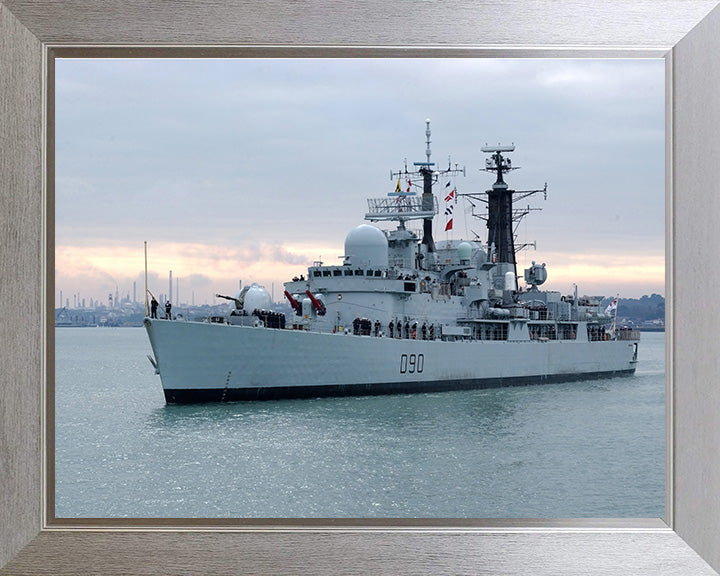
[144, 121, 639, 403]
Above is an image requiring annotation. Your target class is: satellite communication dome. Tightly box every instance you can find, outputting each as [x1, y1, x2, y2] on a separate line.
[344, 224, 388, 267]
[457, 242, 472, 262]
[243, 283, 272, 311]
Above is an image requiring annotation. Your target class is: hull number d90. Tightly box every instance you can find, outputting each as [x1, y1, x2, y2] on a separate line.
[400, 353, 424, 374]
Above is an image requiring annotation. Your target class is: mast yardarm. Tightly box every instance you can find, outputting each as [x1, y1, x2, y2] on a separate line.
[389, 120, 465, 253]
[457, 145, 547, 284]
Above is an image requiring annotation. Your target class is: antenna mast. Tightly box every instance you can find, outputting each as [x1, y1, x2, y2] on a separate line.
[484, 145, 518, 271]
[458, 145, 547, 283]
[387, 120, 465, 253]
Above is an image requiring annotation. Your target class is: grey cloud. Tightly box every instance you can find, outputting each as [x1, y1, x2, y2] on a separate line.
[56, 58, 665, 299]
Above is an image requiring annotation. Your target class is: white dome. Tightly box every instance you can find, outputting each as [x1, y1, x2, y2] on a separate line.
[344, 224, 388, 268]
[243, 283, 272, 312]
[457, 241, 472, 262]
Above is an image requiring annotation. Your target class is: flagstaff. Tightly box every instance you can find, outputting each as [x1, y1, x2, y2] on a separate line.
[613, 293, 619, 334]
[144, 241, 149, 317]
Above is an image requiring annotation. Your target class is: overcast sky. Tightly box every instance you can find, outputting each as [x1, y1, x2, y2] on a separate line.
[55, 58, 664, 308]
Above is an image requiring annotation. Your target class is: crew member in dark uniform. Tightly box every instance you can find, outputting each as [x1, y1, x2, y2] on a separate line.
[165, 300, 172, 320]
[150, 297, 158, 318]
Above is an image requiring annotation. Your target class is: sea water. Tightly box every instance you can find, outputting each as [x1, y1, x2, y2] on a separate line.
[55, 327, 665, 518]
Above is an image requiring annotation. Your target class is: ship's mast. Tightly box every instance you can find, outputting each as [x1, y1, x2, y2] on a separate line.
[458, 145, 547, 286]
[420, 120, 436, 252]
[484, 145, 517, 273]
[389, 120, 465, 254]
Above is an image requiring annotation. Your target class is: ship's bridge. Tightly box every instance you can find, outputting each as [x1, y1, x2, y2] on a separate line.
[310, 265, 387, 280]
[283, 263, 425, 297]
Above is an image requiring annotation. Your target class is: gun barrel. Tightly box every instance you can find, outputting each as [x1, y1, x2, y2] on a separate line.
[215, 293, 241, 305]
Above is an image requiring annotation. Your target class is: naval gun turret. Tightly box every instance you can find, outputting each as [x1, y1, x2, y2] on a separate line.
[216, 293, 242, 308]
[217, 283, 272, 312]
[217, 283, 281, 326]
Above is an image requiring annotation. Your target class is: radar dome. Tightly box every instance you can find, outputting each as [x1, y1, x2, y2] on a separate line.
[243, 283, 272, 312]
[344, 224, 388, 268]
[457, 242, 472, 262]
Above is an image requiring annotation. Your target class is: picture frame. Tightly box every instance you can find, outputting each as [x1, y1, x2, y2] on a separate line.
[2, 1, 719, 574]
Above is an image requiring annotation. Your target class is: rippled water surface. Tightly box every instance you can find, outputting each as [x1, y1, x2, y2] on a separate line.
[55, 328, 665, 518]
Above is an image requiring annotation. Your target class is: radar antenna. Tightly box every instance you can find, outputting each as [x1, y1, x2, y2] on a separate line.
[457, 145, 547, 282]
[376, 119, 465, 253]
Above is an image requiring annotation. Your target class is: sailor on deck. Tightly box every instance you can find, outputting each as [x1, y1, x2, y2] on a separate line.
[150, 297, 158, 318]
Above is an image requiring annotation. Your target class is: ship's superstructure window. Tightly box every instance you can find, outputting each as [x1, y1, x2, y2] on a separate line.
[344, 269, 353, 276]
[333, 269, 342, 276]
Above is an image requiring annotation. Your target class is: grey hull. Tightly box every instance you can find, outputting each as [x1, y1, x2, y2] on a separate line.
[145, 318, 638, 403]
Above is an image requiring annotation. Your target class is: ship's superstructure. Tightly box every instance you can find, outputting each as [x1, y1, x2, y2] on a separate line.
[144, 121, 639, 403]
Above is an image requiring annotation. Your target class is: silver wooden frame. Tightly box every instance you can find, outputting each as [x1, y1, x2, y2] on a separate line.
[2, 2, 720, 574]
